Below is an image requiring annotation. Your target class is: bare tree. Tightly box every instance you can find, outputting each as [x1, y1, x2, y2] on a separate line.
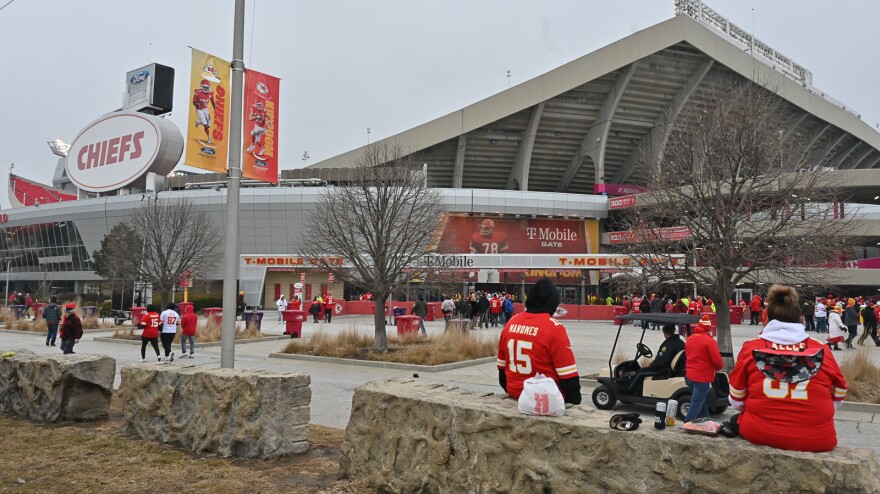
[615, 80, 859, 369]
[296, 142, 446, 351]
[95, 199, 222, 305]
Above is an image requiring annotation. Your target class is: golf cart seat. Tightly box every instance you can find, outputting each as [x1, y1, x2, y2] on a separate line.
[669, 350, 687, 378]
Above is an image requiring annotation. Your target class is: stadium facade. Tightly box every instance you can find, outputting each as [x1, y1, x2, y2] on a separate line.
[5, 2, 880, 308]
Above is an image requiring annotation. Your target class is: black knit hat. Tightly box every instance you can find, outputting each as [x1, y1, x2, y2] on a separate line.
[525, 278, 559, 316]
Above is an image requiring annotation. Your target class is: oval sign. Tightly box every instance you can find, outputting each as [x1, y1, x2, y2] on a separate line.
[293, 282, 304, 289]
[66, 112, 179, 193]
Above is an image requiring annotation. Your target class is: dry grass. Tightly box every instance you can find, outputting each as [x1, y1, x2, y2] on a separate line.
[839, 349, 880, 404]
[81, 317, 118, 330]
[0, 397, 370, 493]
[111, 318, 263, 343]
[282, 327, 497, 366]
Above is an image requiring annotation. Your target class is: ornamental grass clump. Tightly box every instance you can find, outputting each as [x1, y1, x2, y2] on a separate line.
[839, 349, 880, 404]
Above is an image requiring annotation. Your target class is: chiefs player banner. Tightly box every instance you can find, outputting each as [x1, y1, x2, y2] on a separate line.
[185, 48, 231, 173]
[242, 69, 280, 183]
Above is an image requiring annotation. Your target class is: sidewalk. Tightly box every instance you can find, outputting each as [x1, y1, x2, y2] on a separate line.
[2, 313, 879, 452]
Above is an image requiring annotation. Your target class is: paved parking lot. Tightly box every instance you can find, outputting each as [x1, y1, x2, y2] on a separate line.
[2, 313, 879, 452]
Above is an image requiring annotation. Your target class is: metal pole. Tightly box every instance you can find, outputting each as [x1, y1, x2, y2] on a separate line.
[220, 0, 246, 368]
[4, 261, 9, 307]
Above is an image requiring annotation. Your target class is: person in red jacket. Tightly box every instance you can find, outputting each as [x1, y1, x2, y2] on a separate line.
[290, 295, 302, 311]
[139, 304, 162, 362]
[749, 295, 763, 325]
[324, 293, 335, 323]
[180, 308, 198, 358]
[684, 314, 723, 422]
[59, 303, 83, 354]
[489, 294, 502, 327]
[726, 284, 848, 452]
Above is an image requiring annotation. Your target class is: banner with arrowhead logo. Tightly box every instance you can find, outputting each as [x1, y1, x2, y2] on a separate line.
[242, 69, 280, 183]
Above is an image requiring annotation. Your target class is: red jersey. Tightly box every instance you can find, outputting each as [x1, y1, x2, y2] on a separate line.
[469, 231, 508, 254]
[729, 337, 847, 452]
[181, 311, 198, 337]
[193, 89, 214, 110]
[140, 312, 160, 339]
[324, 296, 334, 309]
[291, 299, 302, 310]
[496, 312, 578, 400]
[489, 297, 502, 314]
[251, 106, 268, 125]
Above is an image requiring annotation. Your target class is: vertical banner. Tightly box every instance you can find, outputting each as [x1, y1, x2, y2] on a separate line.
[242, 69, 280, 183]
[185, 48, 231, 173]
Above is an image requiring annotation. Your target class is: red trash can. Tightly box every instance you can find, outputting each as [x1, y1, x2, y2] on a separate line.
[282, 310, 307, 338]
[130, 306, 147, 326]
[202, 307, 223, 325]
[177, 302, 194, 315]
[425, 302, 441, 321]
[34, 303, 46, 321]
[396, 315, 420, 335]
[729, 306, 744, 325]
[612, 306, 629, 325]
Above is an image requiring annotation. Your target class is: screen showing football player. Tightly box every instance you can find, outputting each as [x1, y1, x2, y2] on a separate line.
[192, 79, 216, 144]
[246, 100, 272, 155]
[470, 219, 508, 254]
[496, 278, 581, 404]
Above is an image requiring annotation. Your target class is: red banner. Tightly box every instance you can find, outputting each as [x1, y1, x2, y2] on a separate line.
[609, 226, 691, 244]
[242, 69, 280, 183]
[608, 195, 638, 210]
[435, 216, 599, 255]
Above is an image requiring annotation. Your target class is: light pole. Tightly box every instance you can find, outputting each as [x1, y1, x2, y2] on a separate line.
[4, 259, 10, 307]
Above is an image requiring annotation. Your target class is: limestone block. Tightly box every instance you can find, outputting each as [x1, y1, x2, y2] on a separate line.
[340, 379, 880, 494]
[0, 349, 115, 422]
[118, 364, 310, 459]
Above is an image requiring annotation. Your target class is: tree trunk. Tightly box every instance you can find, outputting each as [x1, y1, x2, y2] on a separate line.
[373, 297, 388, 352]
[714, 279, 735, 372]
[160, 289, 171, 309]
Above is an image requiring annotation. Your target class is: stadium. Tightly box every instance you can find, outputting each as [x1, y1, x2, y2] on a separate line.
[4, 1, 880, 310]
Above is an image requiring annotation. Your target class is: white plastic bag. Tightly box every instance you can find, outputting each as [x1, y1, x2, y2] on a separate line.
[518, 373, 566, 417]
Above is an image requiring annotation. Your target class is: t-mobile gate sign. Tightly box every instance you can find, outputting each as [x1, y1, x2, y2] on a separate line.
[66, 112, 183, 193]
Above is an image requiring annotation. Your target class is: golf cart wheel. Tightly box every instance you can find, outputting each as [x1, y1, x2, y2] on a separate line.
[709, 405, 728, 415]
[591, 386, 617, 410]
[676, 395, 691, 420]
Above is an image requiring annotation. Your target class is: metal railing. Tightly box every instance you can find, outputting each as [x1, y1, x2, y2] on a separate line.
[674, 0, 860, 119]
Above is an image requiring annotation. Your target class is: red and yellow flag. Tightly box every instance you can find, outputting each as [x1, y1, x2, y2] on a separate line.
[242, 69, 280, 183]
[184, 48, 231, 173]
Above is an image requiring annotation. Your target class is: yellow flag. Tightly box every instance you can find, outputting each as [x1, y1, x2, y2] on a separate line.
[185, 48, 231, 173]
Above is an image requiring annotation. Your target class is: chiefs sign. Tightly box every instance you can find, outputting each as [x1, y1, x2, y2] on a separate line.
[66, 112, 183, 193]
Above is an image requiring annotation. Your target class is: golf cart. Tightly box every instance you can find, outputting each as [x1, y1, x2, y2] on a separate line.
[591, 313, 730, 420]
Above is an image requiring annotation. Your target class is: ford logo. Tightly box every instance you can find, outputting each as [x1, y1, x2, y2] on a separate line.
[255, 160, 267, 167]
[129, 70, 149, 85]
[200, 147, 216, 155]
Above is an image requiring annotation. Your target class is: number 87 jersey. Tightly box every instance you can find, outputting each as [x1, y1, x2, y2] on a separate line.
[496, 311, 579, 400]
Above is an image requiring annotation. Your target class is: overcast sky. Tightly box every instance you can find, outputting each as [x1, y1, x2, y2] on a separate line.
[1, 0, 878, 208]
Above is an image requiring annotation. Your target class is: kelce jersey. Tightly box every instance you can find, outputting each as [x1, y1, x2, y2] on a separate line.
[729, 337, 848, 452]
[470, 231, 508, 254]
[496, 311, 578, 399]
[193, 89, 214, 110]
[160, 309, 180, 334]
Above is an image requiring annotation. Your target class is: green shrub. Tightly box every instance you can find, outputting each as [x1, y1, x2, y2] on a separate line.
[98, 300, 113, 318]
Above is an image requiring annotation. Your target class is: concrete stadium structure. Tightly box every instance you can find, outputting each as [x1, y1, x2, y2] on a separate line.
[4, 2, 880, 306]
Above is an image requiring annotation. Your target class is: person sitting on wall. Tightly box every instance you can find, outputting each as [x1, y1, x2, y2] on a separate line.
[726, 284, 848, 452]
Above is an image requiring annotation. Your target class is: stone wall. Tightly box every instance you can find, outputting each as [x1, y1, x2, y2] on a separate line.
[0, 349, 114, 422]
[118, 364, 310, 459]
[340, 379, 880, 494]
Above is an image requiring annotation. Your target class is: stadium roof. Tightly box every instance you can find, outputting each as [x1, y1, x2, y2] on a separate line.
[308, 4, 880, 194]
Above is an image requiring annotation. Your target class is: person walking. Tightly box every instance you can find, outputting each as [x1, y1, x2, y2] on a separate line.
[843, 298, 860, 349]
[290, 295, 302, 311]
[139, 304, 162, 362]
[749, 295, 763, 325]
[310, 296, 321, 323]
[684, 315, 723, 423]
[441, 295, 455, 327]
[159, 303, 179, 362]
[180, 307, 198, 358]
[324, 293, 335, 323]
[802, 298, 815, 332]
[826, 306, 847, 351]
[59, 303, 83, 355]
[276, 294, 288, 322]
[412, 294, 428, 335]
[477, 292, 490, 329]
[43, 296, 62, 347]
[858, 300, 879, 346]
[639, 296, 651, 330]
[650, 295, 665, 330]
[502, 295, 514, 323]
[815, 298, 827, 334]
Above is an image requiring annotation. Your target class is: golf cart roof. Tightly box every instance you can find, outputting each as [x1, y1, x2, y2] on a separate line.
[618, 313, 701, 325]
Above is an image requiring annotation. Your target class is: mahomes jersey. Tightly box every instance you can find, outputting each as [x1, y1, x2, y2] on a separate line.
[729, 337, 847, 452]
[251, 107, 268, 125]
[193, 89, 214, 110]
[160, 309, 180, 334]
[497, 311, 578, 399]
[141, 312, 160, 339]
[470, 231, 508, 254]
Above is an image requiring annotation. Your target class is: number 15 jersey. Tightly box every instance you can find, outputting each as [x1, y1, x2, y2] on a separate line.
[496, 311, 579, 399]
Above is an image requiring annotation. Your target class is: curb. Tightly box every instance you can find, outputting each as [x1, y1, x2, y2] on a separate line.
[268, 352, 496, 373]
[94, 335, 289, 348]
[0, 327, 116, 336]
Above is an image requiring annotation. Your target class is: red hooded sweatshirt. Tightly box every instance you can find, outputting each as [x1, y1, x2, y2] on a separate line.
[685, 324, 723, 383]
